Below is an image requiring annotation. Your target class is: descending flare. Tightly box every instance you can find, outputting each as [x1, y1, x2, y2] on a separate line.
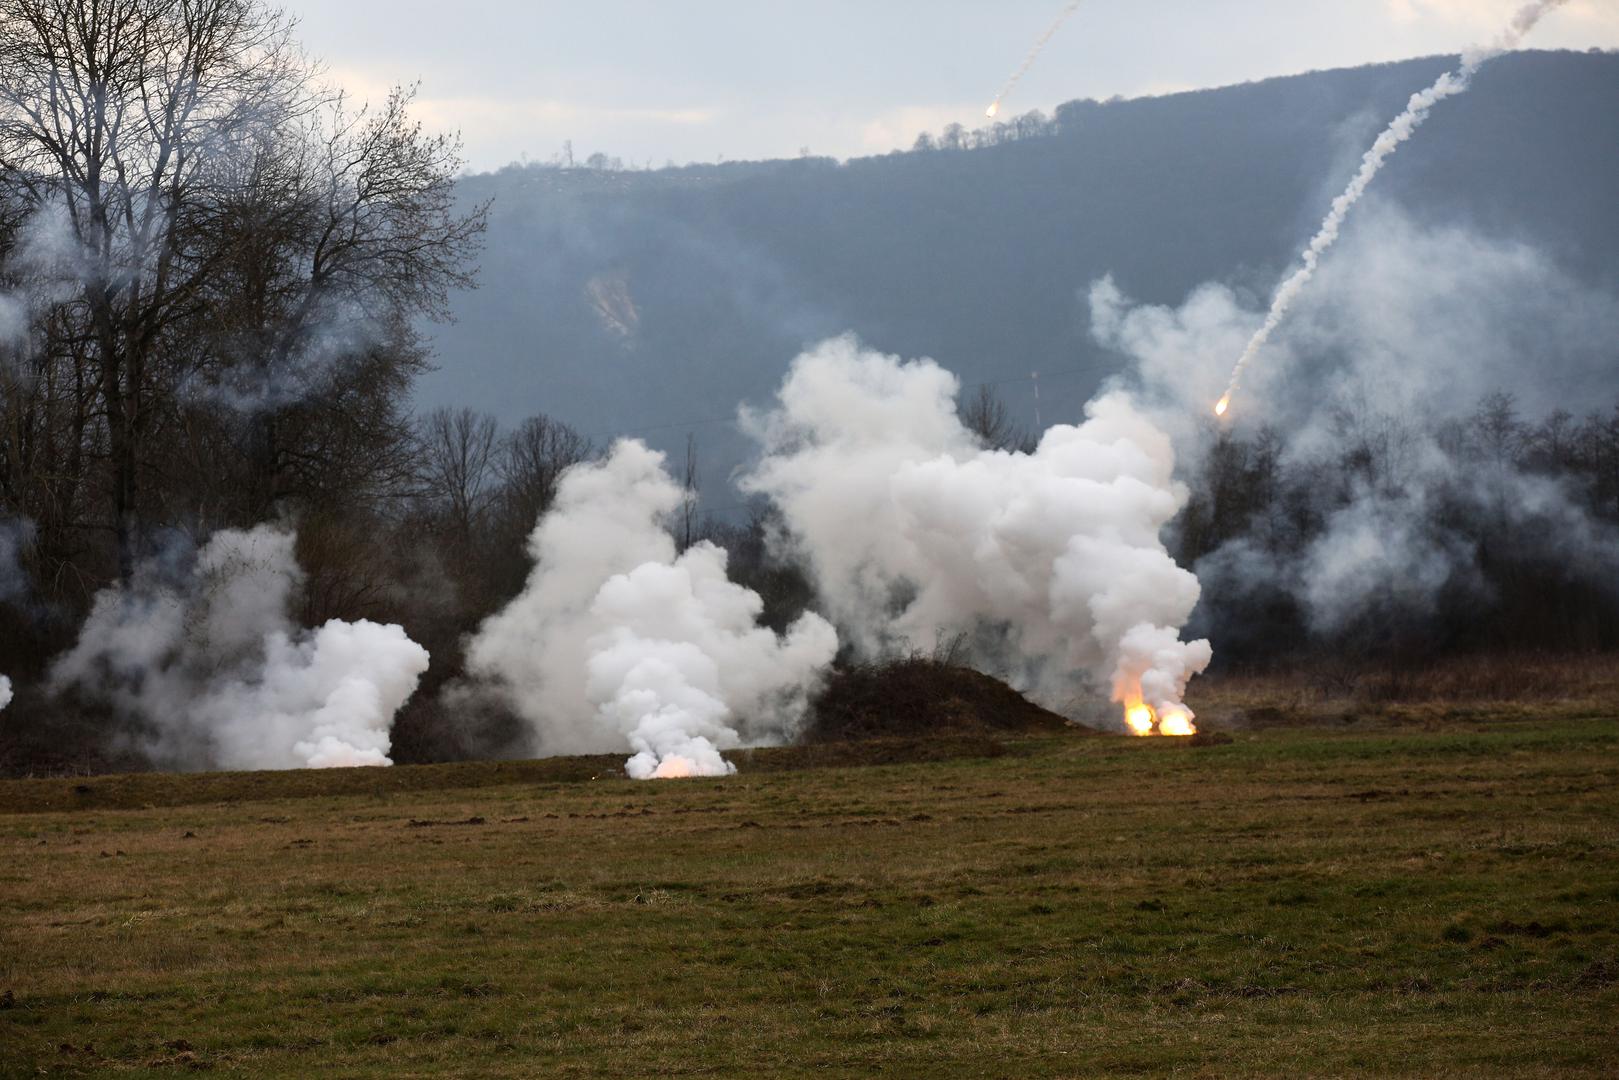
[984, 0, 1085, 121]
[1216, 0, 1570, 413]
[1214, 394, 1230, 418]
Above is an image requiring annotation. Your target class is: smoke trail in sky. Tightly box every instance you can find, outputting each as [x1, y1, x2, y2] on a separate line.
[1216, 0, 1570, 415]
[986, 0, 1084, 119]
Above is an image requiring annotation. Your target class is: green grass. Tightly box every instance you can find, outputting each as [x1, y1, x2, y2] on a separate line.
[2, 719, 1616, 1077]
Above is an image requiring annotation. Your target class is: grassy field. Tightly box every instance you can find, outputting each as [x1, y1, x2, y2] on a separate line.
[2, 716, 1617, 1077]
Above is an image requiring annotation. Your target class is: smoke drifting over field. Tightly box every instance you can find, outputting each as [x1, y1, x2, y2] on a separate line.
[465, 440, 838, 777]
[50, 527, 429, 770]
[741, 337, 1211, 732]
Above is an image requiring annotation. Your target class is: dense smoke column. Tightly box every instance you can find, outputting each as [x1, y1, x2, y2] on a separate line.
[464, 440, 837, 778]
[740, 337, 1211, 733]
[48, 526, 429, 770]
[1218, 0, 1571, 413]
[986, 0, 1085, 118]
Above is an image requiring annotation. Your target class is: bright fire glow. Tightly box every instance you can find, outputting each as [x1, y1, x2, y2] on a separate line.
[650, 757, 699, 779]
[985, 102, 1001, 119]
[1125, 703, 1155, 736]
[1123, 701, 1197, 736]
[1159, 710, 1196, 737]
[1214, 394, 1230, 417]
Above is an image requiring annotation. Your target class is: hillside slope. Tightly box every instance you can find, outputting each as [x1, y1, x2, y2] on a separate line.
[421, 50, 1619, 495]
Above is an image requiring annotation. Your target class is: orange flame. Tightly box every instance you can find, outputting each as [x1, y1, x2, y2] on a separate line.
[985, 102, 1001, 119]
[1158, 710, 1196, 737]
[1122, 701, 1197, 737]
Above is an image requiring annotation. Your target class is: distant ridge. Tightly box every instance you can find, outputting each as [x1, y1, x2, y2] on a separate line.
[421, 50, 1619, 499]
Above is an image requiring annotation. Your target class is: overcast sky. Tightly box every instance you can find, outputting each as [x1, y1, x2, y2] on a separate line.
[281, 0, 1617, 173]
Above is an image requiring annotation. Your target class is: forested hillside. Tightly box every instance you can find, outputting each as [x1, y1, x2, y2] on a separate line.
[423, 49, 1619, 488]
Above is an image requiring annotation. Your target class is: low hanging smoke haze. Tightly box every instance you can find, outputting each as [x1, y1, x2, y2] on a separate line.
[1091, 202, 1619, 658]
[49, 527, 430, 770]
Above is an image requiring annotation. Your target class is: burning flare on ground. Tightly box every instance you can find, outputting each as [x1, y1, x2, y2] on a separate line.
[1123, 699, 1197, 737]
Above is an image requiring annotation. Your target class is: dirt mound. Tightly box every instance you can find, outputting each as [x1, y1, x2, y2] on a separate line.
[804, 658, 1082, 743]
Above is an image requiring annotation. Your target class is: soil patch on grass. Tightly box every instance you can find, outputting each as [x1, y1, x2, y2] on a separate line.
[805, 657, 1082, 743]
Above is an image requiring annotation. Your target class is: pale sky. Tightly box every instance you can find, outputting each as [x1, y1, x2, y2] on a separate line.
[281, 0, 1618, 172]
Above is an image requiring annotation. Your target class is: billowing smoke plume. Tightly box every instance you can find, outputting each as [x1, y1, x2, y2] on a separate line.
[740, 337, 1211, 732]
[986, 0, 1085, 119]
[1218, 0, 1570, 412]
[50, 526, 429, 770]
[464, 440, 838, 778]
[1093, 206, 1619, 656]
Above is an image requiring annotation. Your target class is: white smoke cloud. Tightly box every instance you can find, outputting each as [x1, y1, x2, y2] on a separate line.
[1094, 207, 1619, 429]
[50, 526, 429, 770]
[1092, 207, 1619, 642]
[738, 336, 1211, 731]
[464, 439, 838, 777]
[0, 675, 12, 712]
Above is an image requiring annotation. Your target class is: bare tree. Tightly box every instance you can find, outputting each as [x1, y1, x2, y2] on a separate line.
[419, 407, 499, 540]
[677, 432, 699, 552]
[0, 0, 306, 577]
[959, 384, 1035, 453]
[0, 1, 486, 580]
[496, 414, 592, 527]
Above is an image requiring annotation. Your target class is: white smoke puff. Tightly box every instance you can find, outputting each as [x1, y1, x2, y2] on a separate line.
[0, 675, 12, 712]
[739, 336, 1211, 729]
[50, 526, 429, 770]
[465, 440, 838, 777]
[199, 620, 427, 769]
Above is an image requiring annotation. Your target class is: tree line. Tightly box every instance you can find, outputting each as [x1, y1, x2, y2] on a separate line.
[0, 2, 1614, 772]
